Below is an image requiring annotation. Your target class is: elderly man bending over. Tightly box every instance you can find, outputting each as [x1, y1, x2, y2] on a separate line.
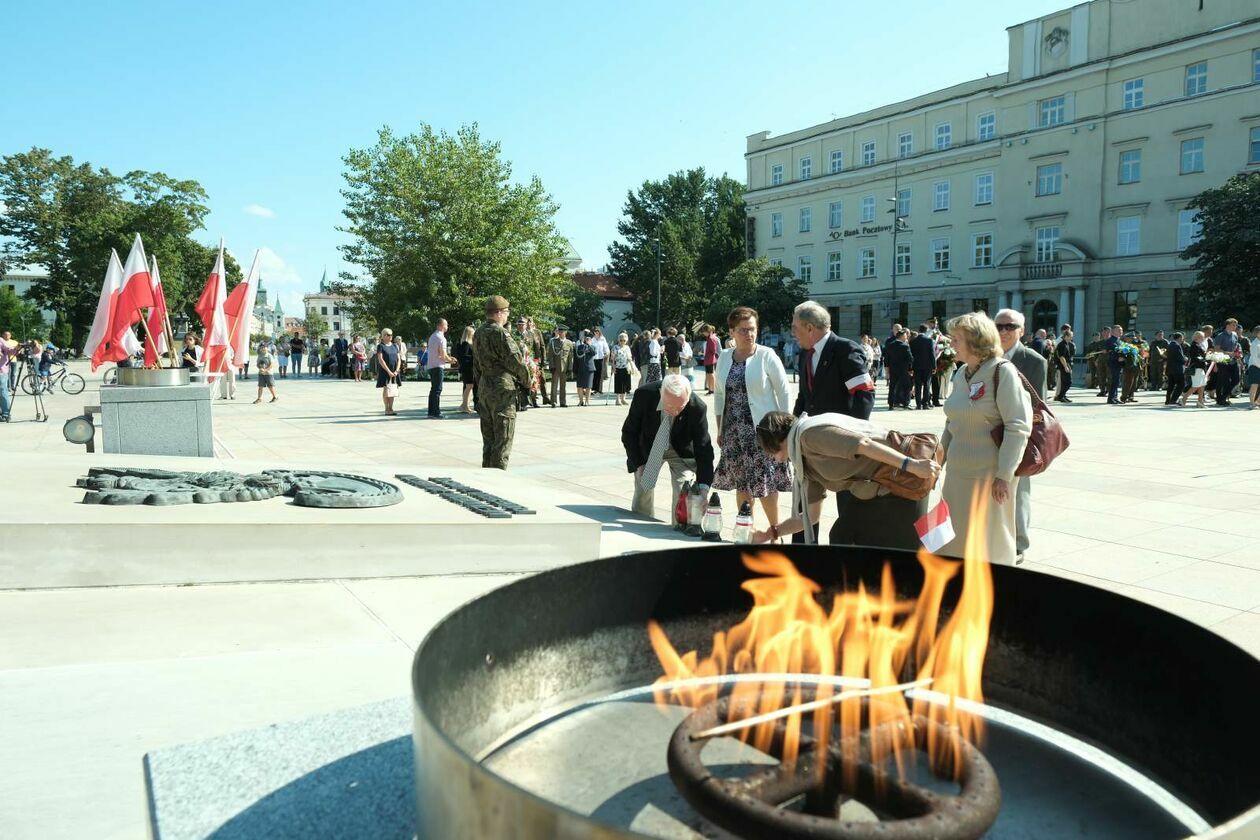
[622, 374, 715, 523]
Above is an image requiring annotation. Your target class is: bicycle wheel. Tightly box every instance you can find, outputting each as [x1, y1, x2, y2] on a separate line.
[61, 372, 86, 395]
[20, 373, 36, 395]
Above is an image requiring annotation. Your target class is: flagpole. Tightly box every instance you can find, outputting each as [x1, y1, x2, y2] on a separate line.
[138, 308, 162, 368]
[163, 310, 178, 369]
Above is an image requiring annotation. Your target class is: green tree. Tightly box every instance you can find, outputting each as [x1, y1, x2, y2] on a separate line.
[337, 124, 570, 339]
[607, 169, 745, 328]
[0, 286, 45, 338]
[302, 309, 330, 344]
[0, 148, 233, 348]
[705, 258, 808, 332]
[555, 280, 606, 333]
[1183, 172, 1260, 326]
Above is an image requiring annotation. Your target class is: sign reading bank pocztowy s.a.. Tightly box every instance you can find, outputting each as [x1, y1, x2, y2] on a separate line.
[829, 224, 893, 241]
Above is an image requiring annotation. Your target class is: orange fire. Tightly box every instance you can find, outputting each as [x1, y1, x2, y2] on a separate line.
[648, 488, 994, 786]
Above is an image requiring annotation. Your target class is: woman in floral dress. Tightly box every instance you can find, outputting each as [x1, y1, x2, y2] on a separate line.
[714, 306, 792, 532]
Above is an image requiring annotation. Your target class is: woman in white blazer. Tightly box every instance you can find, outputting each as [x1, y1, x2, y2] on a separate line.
[713, 306, 793, 531]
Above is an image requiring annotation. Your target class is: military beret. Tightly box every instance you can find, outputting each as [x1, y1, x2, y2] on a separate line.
[485, 295, 510, 313]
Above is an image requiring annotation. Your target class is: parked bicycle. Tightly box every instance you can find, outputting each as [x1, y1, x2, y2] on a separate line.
[21, 361, 85, 396]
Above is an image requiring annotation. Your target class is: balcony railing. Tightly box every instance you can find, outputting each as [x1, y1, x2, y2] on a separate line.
[1020, 262, 1062, 280]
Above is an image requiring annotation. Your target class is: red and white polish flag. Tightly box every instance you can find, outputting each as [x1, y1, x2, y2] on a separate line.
[114, 234, 155, 336]
[143, 255, 169, 367]
[196, 241, 233, 376]
[223, 250, 261, 371]
[915, 499, 955, 554]
[85, 249, 142, 370]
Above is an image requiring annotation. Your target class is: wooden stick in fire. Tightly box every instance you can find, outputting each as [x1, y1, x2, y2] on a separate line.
[688, 678, 934, 742]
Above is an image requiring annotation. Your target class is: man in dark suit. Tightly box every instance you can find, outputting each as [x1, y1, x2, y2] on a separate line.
[1149, 330, 1169, 392]
[790, 301, 875, 543]
[995, 309, 1047, 564]
[791, 301, 874, 420]
[1054, 328, 1076, 402]
[884, 330, 913, 409]
[909, 326, 936, 410]
[622, 374, 715, 525]
[332, 332, 350, 380]
[1164, 332, 1187, 406]
[1105, 324, 1124, 404]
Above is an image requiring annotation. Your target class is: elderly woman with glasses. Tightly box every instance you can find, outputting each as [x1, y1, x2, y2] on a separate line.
[937, 311, 1032, 564]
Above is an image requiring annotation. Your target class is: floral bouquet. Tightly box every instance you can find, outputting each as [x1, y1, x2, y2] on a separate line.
[1206, 351, 1233, 367]
[1116, 341, 1143, 368]
[935, 336, 957, 374]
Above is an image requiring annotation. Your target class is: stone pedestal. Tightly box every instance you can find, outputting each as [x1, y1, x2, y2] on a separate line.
[99, 384, 214, 458]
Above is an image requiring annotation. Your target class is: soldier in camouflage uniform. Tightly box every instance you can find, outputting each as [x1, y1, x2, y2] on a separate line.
[473, 296, 533, 469]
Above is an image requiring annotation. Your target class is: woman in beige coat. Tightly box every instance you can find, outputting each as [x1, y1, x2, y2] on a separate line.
[939, 312, 1032, 564]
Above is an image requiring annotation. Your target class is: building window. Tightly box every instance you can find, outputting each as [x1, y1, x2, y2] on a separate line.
[860, 304, 873, 337]
[1114, 292, 1138, 331]
[1035, 226, 1060, 263]
[1177, 209, 1203, 250]
[827, 251, 843, 281]
[771, 164, 783, 186]
[1180, 137, 1204, 174]
[930, 238, 951, 271]
[1119, 149, 1141, 184]
[1185, 61, 1207, 97]
[1122, 78, 1144, 110]
[931, 300, 948, 323]
[800, 157, 812, 180]
[896, 188, 911, 218]
[895, 242, 911, 275]
[830, 150, 843, 174]
[771, 212, 783, 237]
[1173, 288, 1196, 329]
[1249, 126, 1260, 164]
[977, 112, 996, 141]
[799, 207, 812, 233]
[935, 122, 952, 150]
[974, 172, 993, 205]
[898, 132, 913, 158]
[1116, 216, 1141, 256]
[1254, 49, 1260, 83]
[972, 298, 990, 314]
[797, 255, 812, 283]
[933, 181, 950, 211]
[1039, 95, 1066, 128]
[769, 257, 783, 267]
[333, 305, 341, 315]
[860, 195, 875, 223]
[1036, 162, 1063, 196]
[829, 201, 843, 229]
[859, 248, 877, 278]
[972, 232, 994, 267]
[332, 321, 341, 331]
[862, 141, 876, 166]
[320, 306, 328, 315]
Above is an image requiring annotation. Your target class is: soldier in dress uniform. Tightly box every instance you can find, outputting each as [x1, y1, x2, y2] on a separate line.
[547, 325, 574, 408]
[473, 296, 533, 470]
[1092, 327, 1112, 396]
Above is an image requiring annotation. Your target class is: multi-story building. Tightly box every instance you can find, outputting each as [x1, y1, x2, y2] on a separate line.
[744, 0, 1260, 342]
[302, 270, 359, 345]
[1, 264, 56, 330]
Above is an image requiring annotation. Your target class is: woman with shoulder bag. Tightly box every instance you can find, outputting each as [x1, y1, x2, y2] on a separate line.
[938, 312, 1032, 564]
[376, 328, 402, 416]
[751, 411, 941, 550]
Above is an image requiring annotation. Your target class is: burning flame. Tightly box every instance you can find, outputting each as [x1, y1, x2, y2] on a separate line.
[648, 488, 994, 786]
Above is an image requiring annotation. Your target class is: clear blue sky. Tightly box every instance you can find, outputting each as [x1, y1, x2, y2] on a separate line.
[2, 0, 1067, 316]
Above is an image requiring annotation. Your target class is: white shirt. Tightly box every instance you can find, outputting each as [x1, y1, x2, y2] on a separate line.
[806, 332, 833, 375]
[593, 336, 609, 360]
[648, 339, 661, 362]
[426, 331, 447, 369]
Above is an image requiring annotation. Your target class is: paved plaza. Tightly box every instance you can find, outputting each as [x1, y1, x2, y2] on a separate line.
[3, 359, 1260, 838]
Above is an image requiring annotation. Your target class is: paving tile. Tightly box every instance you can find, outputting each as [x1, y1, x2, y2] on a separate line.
[1113, 585, 1241, 628]
[1139, 561, 1260, 611]
[1207, 611, 1260, 658]
[1122, 524, 1245, 561]
[1034, 544, 1199, 585]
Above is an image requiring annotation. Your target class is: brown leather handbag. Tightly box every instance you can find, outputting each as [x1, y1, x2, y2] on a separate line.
[872, 431, 944, 501]
[990, 361, 1069, 476]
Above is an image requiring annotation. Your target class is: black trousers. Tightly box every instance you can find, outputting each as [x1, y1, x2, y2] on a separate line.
[913, 369, 933, 407]
[593, 358, 605, 393]
[1165, 371, 1185, 405]
[830, 492, 923, 551]
[892, 371, 912, 407]
[1216, 363, 1239, 404]
[336, 355, 348, 379]
[1108, 365, 1122, 402]
[930, 371, 941, 405]
[428, 366, 444, 416]
[1055, 369, 1072, 400]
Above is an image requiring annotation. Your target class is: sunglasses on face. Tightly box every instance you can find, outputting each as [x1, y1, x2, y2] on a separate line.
[995, 323, 1021, 332]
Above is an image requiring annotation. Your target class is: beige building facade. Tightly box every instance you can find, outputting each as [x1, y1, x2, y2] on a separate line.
[744, 0, 1260, 343]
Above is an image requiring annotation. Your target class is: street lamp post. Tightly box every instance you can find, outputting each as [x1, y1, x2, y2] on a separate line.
[886, 167, 909, 319]
[654, 237, 662, 329]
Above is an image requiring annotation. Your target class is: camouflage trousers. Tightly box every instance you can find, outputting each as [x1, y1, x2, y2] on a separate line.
[478, 386, 518, 470]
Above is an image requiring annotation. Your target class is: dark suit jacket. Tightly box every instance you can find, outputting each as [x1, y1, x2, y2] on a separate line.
[1105, 335, 1122, 369]
[909, 334, 936, 371]
[792, 333, 874, 420]
[1166, 341, 1187, 374]
[1031, 337, 1047, 357]
[621, 381, 715, 486]
[1055, 339, 1075, 372]
[1007, 342, 1048, 400]
[332, 338, 349, 358]
[885, 340, 912, 375]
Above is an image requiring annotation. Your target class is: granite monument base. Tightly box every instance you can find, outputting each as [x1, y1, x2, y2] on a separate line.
[100, 383, 214, 457]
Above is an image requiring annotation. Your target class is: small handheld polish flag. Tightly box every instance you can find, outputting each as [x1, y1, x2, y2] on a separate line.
[915, 499, 955, 554]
